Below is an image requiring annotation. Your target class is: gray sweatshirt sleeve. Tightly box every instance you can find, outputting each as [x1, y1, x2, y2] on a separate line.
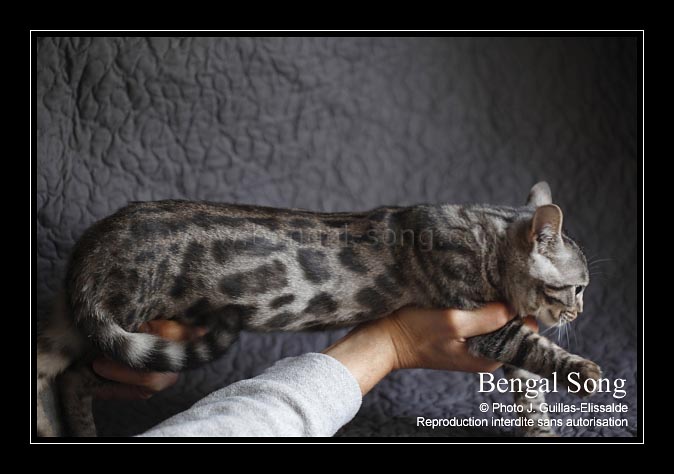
[137, 353, 362, 437]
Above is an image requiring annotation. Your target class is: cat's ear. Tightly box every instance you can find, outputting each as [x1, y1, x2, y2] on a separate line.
[530, 204, 563, 250]
[527, 181, 552, 207]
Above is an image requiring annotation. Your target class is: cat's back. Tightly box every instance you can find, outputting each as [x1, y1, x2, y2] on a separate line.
[65, 200, 287, 299]
[65, 200, 405, 328]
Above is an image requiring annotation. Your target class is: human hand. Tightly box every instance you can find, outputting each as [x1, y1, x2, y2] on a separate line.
[382, 304, 537, 372]
[324, 303, 537, 395]
[92, 321, 206, 400]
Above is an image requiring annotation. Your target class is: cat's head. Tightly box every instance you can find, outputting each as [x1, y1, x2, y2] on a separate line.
[507, 182, 589, 326]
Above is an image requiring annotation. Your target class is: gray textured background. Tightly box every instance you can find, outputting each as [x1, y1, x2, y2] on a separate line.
[36, 37, 639, 437]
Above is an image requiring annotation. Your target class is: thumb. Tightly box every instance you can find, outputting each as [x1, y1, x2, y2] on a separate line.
[94, 383, 155, 401]
[452, 303, 517, 338]
[139, 321, 207, 341]
[523, 315, 539, 333]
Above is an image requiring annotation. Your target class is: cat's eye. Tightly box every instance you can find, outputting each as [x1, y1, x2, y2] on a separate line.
[575, 285, 584, 295]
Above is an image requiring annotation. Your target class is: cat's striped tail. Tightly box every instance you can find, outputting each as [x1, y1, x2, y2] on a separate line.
[81, 318, 238, 372]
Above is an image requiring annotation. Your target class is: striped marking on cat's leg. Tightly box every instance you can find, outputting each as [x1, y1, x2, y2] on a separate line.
[506, 329, 603, 397]
[469, 320, 602, 398]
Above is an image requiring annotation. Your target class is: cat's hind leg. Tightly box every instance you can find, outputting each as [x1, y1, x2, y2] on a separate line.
[58, 364, 104, 437]
[37, 293, 87, 437]
[37, 348, 72, 437]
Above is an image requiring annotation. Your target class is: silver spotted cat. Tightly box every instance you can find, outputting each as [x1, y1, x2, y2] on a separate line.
[37, 182, 600, 437]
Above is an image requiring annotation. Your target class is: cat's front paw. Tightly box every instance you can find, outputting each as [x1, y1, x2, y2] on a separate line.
[563, 358, 602, 397]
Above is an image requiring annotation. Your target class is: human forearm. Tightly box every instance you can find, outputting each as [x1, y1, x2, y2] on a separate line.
[138, 353, 362, 437]
[322, 320, 397, 396]
[135, 304, 518, 437]
[323, 304, 522, 396]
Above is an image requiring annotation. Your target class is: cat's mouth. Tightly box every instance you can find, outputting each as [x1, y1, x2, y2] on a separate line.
[535, 308, 577, 327]
[560, 311, 578, 324]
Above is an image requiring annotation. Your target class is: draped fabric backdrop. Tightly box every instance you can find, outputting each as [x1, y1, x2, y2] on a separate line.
[36, 37, 638, 437]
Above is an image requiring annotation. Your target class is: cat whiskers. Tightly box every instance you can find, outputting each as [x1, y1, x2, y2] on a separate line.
[588, 257, 612, 282]
[556, 322, 560, 343]
[564, 318, 570, 348]
[588, 257, 612, 268]
[548, 313, 573, 349]
[541, 321, 561, 336]
[570, 319, 578, 348]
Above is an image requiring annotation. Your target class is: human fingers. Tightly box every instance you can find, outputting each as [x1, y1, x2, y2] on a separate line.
[139, 320, 208, 341]
[455, 357, 503, 373]
[452, 316, 538, 373]
[94, 383, 157, 400]
[523, 315, 539, 333]
[442, 340, 503, 372]
[447, 303, 517, 339]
